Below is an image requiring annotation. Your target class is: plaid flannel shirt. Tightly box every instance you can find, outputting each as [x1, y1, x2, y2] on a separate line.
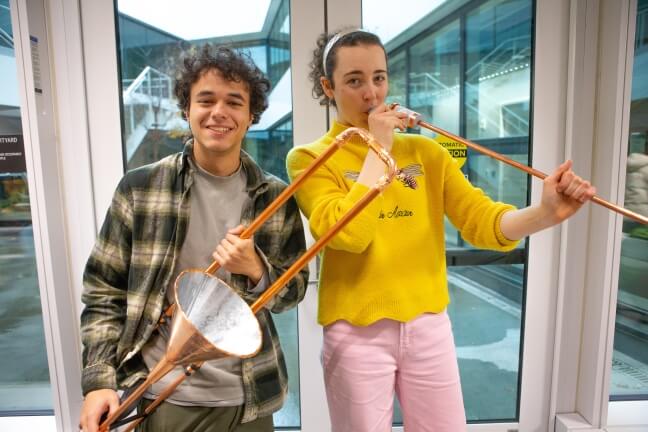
[80, 142, 308, 423]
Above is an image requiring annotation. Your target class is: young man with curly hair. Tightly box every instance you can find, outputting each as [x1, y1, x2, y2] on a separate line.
[78, 45, 308, 432]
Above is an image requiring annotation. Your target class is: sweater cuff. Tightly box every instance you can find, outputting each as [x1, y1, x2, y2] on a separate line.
[81, 363, 117, 396]
[494, 207, 520, 249]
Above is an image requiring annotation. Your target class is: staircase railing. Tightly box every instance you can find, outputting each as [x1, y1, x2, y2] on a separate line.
[465, 35, 531, 81]
[407, 73, 529, 137]
[122, 66, 177, 161]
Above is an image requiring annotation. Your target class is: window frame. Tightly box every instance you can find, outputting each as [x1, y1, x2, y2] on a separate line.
[4, 0, 646, 430]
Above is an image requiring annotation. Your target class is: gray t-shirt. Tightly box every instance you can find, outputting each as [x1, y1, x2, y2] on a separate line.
[142, 157, 267, 406]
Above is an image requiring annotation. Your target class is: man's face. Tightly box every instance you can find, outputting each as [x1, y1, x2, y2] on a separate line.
[187, 69, 253, 165]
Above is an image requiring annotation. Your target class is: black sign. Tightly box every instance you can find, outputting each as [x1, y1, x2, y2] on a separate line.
[0, 135, 27, 173]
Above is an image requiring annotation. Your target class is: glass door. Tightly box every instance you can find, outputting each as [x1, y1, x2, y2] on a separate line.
[0, 0, 52, 416]
[114, 0, 299, 427]
[362, 0, 534, 425]
[610, 0, 648, 405]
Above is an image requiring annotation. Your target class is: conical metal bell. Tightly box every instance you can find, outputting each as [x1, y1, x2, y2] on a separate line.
[166, 270, 263, 366]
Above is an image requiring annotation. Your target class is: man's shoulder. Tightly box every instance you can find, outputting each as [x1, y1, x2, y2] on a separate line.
[241, 151, 287, 192]
[256, 171, 289, 203]
[263, 171, 287, 188]
[118, 152, 182, 190]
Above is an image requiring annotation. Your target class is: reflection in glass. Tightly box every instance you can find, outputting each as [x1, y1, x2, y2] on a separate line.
[115, 0, 299, 426]
[466, 0, 532, 141]
[0, 0, 53, 414]
[468, 153, 529, 210]
[247, 117, 293, 182]
[364, 0, 533, 423]
[117, 0, 293, 177]
[610, 0, 648, 400]
[449, 265, 523, 421]
[387, 51, 406, 107]
[363, 0, 450, 44]
[268, 0, 290, 87]
[410, 21, 460, 135]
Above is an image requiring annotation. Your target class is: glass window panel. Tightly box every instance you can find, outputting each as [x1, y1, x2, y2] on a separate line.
[409, 21, 460, 135]
[363, 0, 452, 44]
[115, 0, 299, 427]
[610, 0, 648, 400]
[0, 0, 53, 414]
[449, 264, 523, 421]
[467, 152, 529, 209]
[409, 21, 464, 250]
[364, 0, 533, 423]
[465, 0, 532, 141]
[268, 0, 290, 88]
[387, 51, 406, 107]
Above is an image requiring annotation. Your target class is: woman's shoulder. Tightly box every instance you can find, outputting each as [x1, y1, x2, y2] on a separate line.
[393, 132, 449, 160]
[287, 136, 332, 165]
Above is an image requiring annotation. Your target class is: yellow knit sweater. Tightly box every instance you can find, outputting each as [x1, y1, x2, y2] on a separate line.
[286, 121, 519, 326]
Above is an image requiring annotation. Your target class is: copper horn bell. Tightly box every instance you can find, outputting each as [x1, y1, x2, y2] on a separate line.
[99, 272, 264, 432]
[98, 127, 398, 432]
[390, 103, 648, 226]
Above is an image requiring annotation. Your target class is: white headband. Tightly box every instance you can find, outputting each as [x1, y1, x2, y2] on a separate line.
[322, 29, 373, 76]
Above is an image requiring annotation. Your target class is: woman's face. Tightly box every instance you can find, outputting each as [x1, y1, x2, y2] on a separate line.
[321, 44, 388, 129]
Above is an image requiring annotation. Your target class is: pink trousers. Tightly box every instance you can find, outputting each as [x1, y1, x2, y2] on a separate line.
[322, 311, 467, 432]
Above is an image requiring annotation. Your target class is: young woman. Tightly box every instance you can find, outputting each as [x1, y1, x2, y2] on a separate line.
[286, 29, 595, 432]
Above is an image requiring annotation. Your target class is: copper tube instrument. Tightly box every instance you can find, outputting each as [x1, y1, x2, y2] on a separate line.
[391, 104, 648, 225]
[98, 127, 397, 432]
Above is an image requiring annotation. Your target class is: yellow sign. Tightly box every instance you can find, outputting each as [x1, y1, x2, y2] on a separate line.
[435, 134, 467, 168]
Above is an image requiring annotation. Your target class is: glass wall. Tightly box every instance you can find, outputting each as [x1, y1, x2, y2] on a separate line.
[610, 0, 648, 401]
[115, 0, 299, 427]
[409, 20, 460, 135]
[247, 116, 293, 182]
[0, 0, 53, 415]
[268, 0, 290, 87]
[364, 0, 533, 423]
[117, 1, 293, 178]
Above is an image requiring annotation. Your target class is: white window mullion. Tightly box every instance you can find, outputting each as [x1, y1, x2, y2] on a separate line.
[578, 0, 635, 425]
[79, 0, 124, 225]
[519, 0, 574, 430]
[290, 1, 329, 431]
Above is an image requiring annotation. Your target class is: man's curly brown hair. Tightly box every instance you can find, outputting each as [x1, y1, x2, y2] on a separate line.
[174, 44, 270, 124]
[309, 29, 386, 107]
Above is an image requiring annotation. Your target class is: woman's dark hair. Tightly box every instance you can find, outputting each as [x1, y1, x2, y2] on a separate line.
[309, 29, 386, 106]
[174, 44, 270, 124]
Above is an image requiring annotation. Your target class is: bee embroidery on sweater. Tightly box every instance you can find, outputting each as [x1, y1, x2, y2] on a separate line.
[344, 163, 423, 190]
[395, 164, 423, 189]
